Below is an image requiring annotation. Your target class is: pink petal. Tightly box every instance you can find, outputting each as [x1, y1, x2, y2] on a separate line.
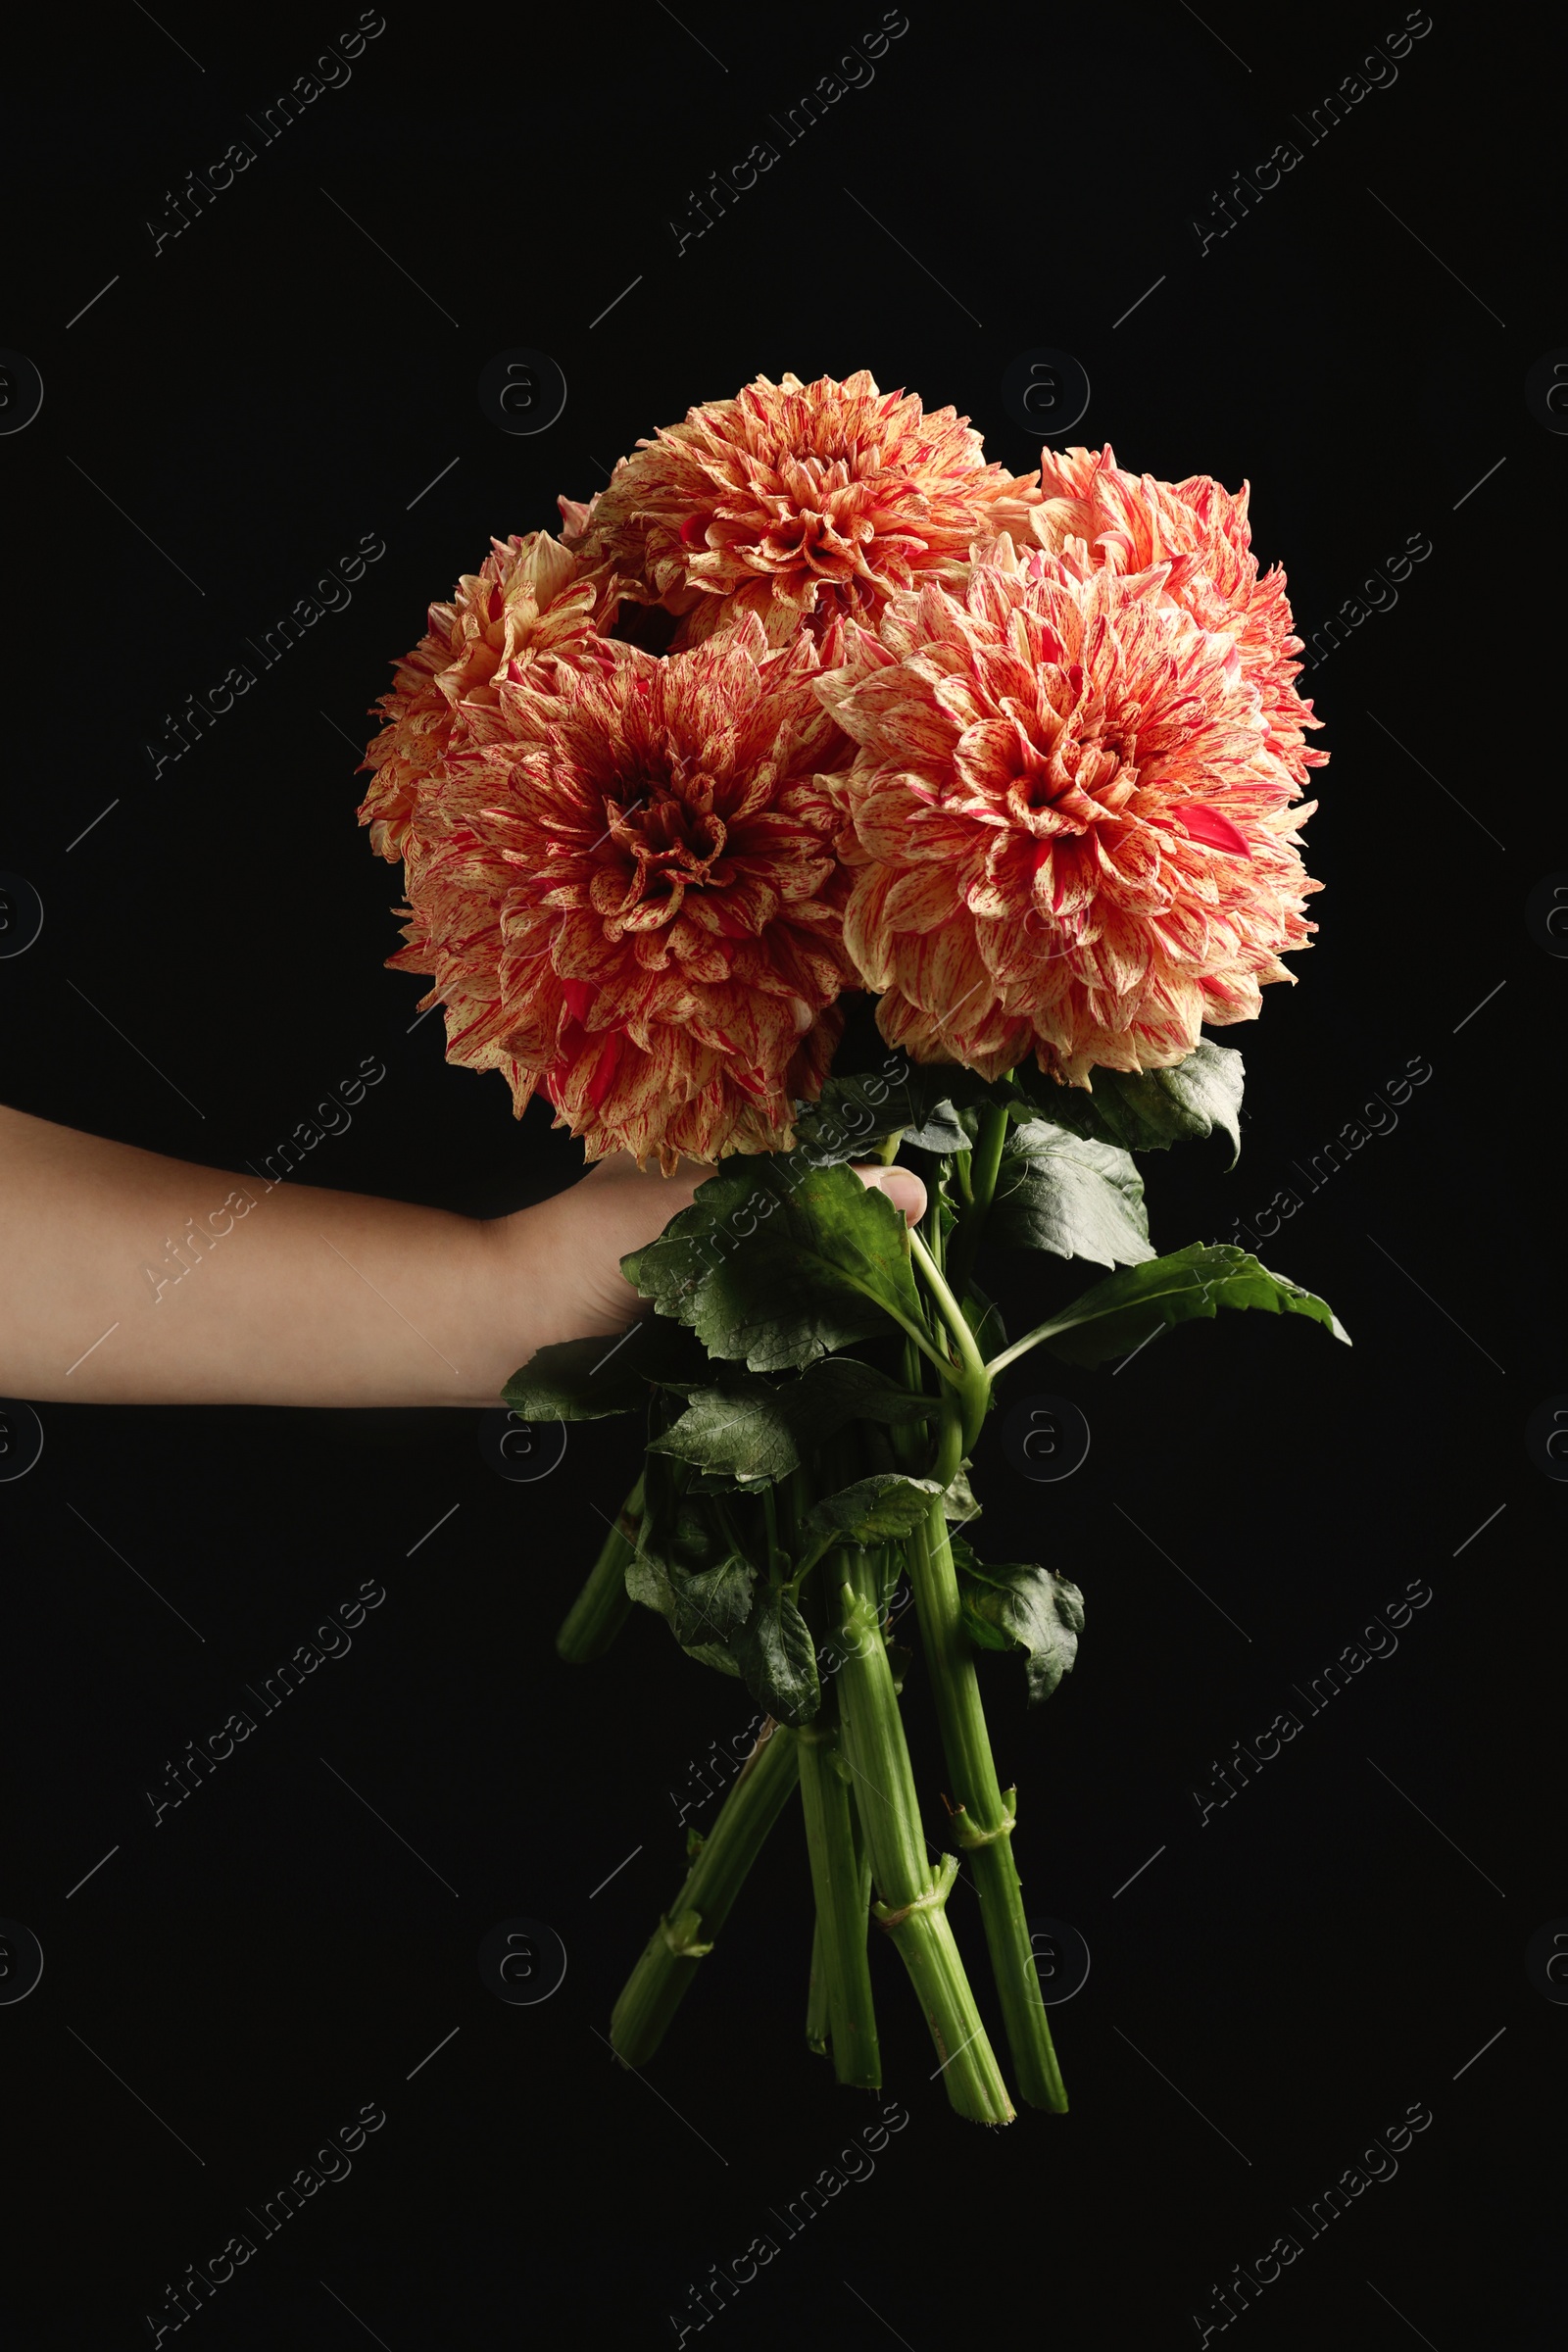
[1173, 803, 1252, 858]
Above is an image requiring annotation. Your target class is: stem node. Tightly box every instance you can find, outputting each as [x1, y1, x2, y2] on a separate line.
[952, 1796, 1017, 1851]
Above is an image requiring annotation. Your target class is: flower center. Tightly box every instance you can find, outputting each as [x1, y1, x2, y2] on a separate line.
[600, 769, 732, 925]
[1009, 720, 1128, 835]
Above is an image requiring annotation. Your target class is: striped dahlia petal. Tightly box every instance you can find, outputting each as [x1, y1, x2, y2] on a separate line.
[573, 369, 1040, 651]
[390, 616, 858, 1168]
[357, 529, 615, 868]
[816, 535, 1321, 1089]
[1030, 442, 1327, 792]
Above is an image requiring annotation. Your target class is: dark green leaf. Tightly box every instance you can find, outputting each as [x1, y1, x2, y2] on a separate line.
[734, 1591, 820, 1726]
[503, 1316, 710, 1420]
[638, 1418, 768, 1575]
[958, 1559, 1085, 1703]
[903, 1101, 973, 1152]
[681, 1641, 744, 1677]
[990, 1123, 1154, 1269]
[964, 1281, 1006, 1360]
[787, 1066, 912, 1163]
[798, 1474, 946, 1549]
[669, 1557, 757, 1649]
[624, 1528, 746, 1677]
[790, 1061, 996, 1167]
[1008, 1242, 1350, 1369]
[942, 1464, 981, 1525]
[623, 1159, 926, 1373]
[637, 1493, 727, 1576]
[1010, 1041, 1245, 1167]
[649, 1357, 936, 1485]
[635, 1407, 688, 1577]
[624, 1548, 673, 1620]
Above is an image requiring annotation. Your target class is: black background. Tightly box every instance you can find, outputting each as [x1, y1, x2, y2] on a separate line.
[2, 4, 1562, 2346]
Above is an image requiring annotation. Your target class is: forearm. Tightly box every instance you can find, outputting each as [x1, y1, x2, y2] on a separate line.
[0, 1104, 553, 1408]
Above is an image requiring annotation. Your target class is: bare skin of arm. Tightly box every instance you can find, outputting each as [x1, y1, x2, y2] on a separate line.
[0, 1104, 927, 1410]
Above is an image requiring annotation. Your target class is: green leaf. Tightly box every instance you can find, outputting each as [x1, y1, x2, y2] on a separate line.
[942, 1463, 981, 1525]
[902, 1100, 975, 1153]
[681, 1468, 755, 1497]
[1010, 1041, 1245, 1167]
[622, 1158, 926, 1373]
[642, 1497, 731, 1576]
[958, 1560, 1085, 1703]
[623, 1525, 747, 1677]
[990, 1123, 1154, 1269]
[650, 1357, 936, 1485]
[964, 1281, 1006, 1360]
[1004, 1242, 1350, 1370]
[669, 1557, 757, 1649]
[733, 1590, 820, 1726]
[624, 1548, 672, 1620]
[798, 1473, 947, 1549]
[634, 1412, 687, 1577]
[503, 1316, 710, 1420]
[790, 1061, 996, 1166]
[681, 1642, 744, 1678]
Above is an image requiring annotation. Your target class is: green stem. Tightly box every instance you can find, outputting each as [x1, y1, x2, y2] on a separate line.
[945, 1099, 1009, 1305]
[760, 1484, 786, 1581]
[803, 1253, 962, 1388]
[908, 1231, 991, 1455]
[984, 1321, 1069, 1382]
[920, 1162, 946, 1267]
[852, 1795, 873, 1930]
[556, 1472, 643, 1663]
[806, 1919, 830, 2056]
[908, 1106, 1067, 2106]
[797, 1698, 882, 2089]
[906, 1458, 1068, 2113]
[831, 1548, 1013, 2127]
[610, 1718, 800, 2067]
[880, 1300, 965, 1387]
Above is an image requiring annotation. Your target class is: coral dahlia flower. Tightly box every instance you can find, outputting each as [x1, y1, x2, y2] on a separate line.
[359, 530, 612, 867]
[388, 615, 857, 1168]
[565, 369, 1039, 650]
[1030, 444, 1327, 794]
[816, 536, 1321, 1087]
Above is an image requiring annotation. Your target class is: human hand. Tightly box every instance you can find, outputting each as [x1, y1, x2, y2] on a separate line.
[0, 1102, 927, 1411]
[504, 1150, 930, 1352]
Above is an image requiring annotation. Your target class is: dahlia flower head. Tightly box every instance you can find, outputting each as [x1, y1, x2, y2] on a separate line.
[562, 367, 1041, 647]
[359, 377, 1323, 1167]
[358, 528, 616, 872]
[380, 616, 857, 1169]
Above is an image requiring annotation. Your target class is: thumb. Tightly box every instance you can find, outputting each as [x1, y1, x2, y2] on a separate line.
[852, 1161, 927, 1223]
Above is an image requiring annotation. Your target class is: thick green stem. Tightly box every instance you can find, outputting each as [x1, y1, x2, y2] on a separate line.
[831, 1549, 1013, 2126]
[611, 1718, 800, 2067]
[797, 1701, 882, 2089]
[556, 1473, 644, 1663]
[906, 1119, 1070, 2112]
[907, 1476, 1068, 2113]
[945, 1100, 1009, 1305]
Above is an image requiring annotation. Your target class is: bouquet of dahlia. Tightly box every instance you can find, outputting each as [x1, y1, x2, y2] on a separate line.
[359, 371, 1344, 2124]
